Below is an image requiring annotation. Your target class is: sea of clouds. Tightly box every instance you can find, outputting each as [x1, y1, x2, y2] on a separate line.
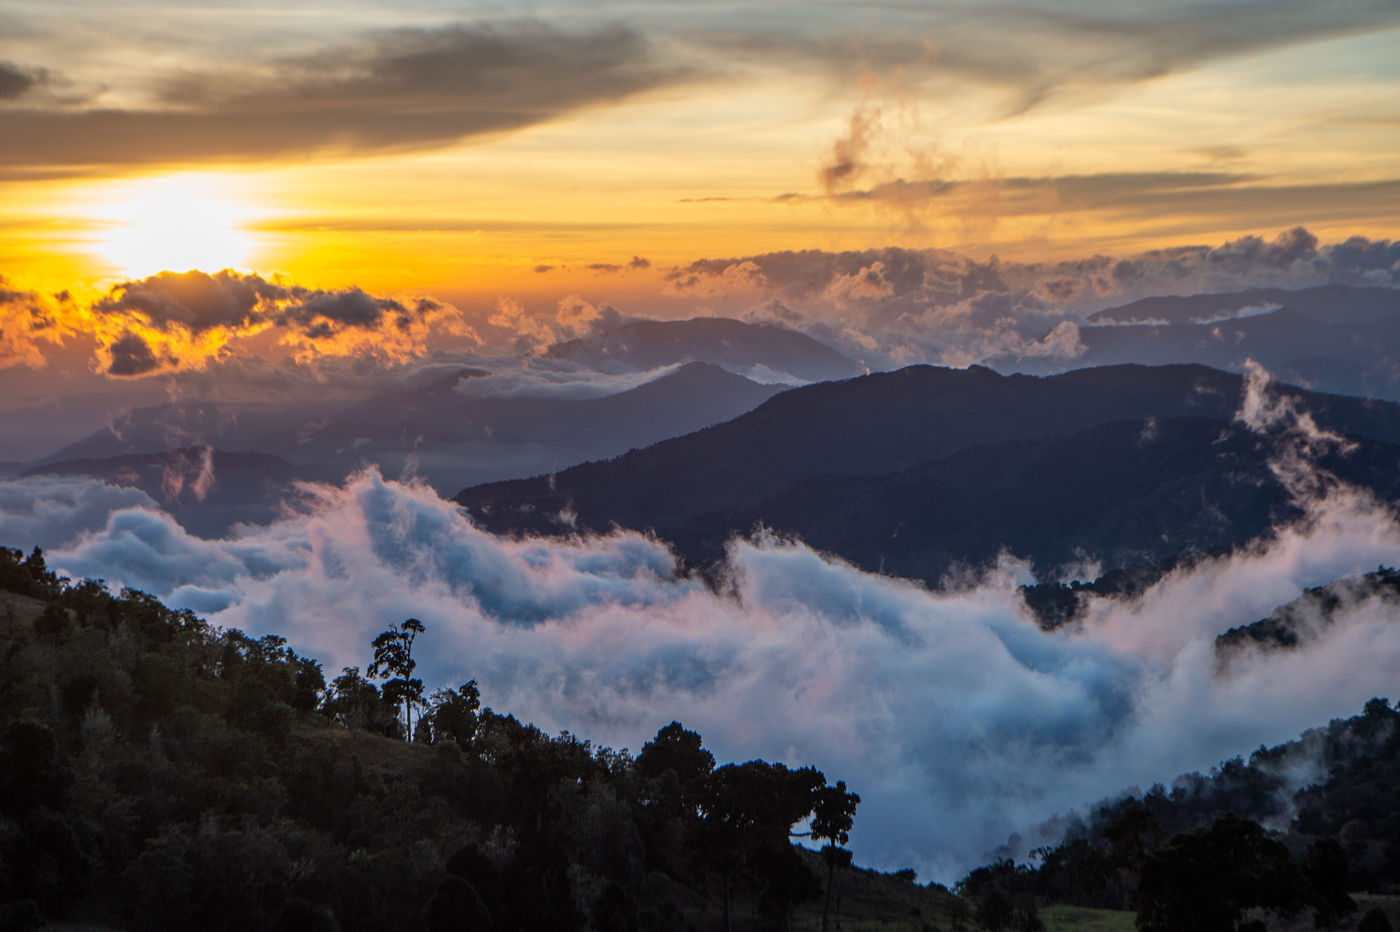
[3, 434, 1400, 881]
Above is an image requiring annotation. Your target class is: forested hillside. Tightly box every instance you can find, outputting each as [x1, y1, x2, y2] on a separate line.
[4, 545, 1399, 932]
[0, 546, 911, 932]
[962, 694, 1400, 931]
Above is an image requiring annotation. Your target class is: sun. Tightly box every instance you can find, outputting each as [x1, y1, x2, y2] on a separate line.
[87, 173, 259, 279]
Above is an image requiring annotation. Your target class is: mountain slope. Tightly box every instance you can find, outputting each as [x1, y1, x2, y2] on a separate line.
[682, 417, 1400, 583]
[456, 365, 1400, 579]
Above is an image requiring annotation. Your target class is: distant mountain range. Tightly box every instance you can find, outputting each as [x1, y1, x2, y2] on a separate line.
[21, 447, 320, 537]
[1087, 284, 1400, 327]
[990, 284, 1400, 401]
[457, 363, 1400, 585]
[544, 316, 865, 382]
[15, 315, 860, 477]
[293, 361, 788, 489]
[29, 361, 789, 494]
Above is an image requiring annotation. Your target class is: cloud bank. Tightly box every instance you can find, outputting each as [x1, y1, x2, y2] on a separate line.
[4, 228, 1396, 388]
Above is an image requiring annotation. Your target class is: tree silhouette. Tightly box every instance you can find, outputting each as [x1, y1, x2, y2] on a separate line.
[697, 760, 826, 932]
[637, 720, 714, 817]
[1134, 814, 1305, 932]
[368, 618, 425, 740]
[424, 680, 481, 746]
[809, 780, 860, 932]
[322, 666, 384, 735]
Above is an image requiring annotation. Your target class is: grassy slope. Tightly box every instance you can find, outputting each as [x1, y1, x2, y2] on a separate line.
[1040, 905, 1137, 931]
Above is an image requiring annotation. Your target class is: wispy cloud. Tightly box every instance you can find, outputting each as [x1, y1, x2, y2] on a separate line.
[699, 0, 1400, 114]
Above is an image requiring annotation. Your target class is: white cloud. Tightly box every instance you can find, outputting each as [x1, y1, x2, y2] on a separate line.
[3, 460, 1399, 882]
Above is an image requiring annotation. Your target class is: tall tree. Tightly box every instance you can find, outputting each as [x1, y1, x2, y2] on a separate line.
[369, 618, 426, 740]
[809, 780, 860, 932]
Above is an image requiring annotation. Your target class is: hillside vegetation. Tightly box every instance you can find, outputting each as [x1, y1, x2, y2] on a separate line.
[3, 545, 1399, 932]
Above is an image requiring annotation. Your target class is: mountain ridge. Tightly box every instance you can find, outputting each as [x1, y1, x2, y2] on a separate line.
[457, 363, 1400, 585]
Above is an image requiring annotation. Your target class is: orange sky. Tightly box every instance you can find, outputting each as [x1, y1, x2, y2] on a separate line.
[1, 2, 1397, 300]
[0, 0, 1397, 392]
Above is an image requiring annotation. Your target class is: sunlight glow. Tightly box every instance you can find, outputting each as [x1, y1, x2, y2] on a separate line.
[89, 174, 259, 278]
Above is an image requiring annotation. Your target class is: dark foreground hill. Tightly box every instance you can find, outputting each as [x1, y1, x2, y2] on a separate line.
[457, 363, 1400, 585]
[970, 694, 1400, 932]
[0, 547, 948, 932]
[4, 549, 1400, 931]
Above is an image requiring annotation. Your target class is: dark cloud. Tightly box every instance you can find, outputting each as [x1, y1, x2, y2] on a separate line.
[832, 171, 1257, 212]
[628, 255, 651, 269]
[693, 174, 1400, 236]
[0, 21, 689, 169]
[94, 270, 432, 341]
[0, 60, 41, 99]
[1191, 144, 1250, 163]
[95, 270, 285, 333]
[83, 270, 472, 376]
[820, 102, 881, 193]
[107, 331, 164, 376]
[285, 288, 402, 334]
[0, 276, 62, 368]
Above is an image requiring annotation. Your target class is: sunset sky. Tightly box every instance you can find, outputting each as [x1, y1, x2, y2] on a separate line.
[7, 2, 1400, 884]
[1, 0, 1399, 391]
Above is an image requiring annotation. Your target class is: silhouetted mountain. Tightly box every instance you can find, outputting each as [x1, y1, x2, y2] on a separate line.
[295, 361, 787, 489]
[544, 316, 864, 381]
[457, 364, 1400, 584]
[1088, 284, 1400, 326]
[992, 284, 1400, 400]
[21, 447, 325, 536]
[37, 363, 786, 494]
[303, 361, 777, 449]
[686, 417, 1400, 585]
[38, 399, 337, 464]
